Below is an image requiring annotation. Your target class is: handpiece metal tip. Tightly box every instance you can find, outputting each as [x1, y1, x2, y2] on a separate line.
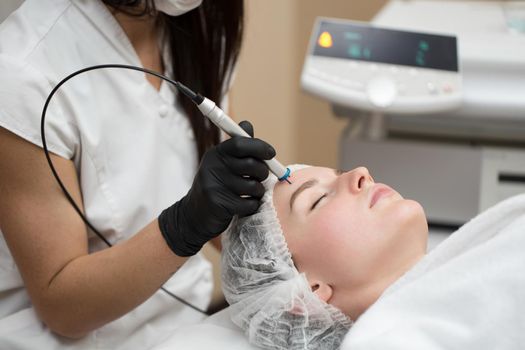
[279, 168, 292, 184]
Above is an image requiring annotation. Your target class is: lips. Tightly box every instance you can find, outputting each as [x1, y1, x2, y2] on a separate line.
[369, 184, 395, 208]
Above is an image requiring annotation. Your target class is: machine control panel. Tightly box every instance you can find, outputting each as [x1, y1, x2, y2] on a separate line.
[301, 18, 462, 114]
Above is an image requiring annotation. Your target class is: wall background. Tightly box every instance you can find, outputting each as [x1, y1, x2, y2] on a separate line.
[231, 0, 387, 168]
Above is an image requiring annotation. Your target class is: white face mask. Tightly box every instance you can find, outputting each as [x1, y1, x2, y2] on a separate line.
[154, 0, 203, 16]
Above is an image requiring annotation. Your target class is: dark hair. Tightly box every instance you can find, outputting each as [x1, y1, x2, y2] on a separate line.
[102, 0, 244, 160]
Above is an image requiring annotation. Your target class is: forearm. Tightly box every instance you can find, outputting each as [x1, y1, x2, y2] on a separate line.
[37, 219, 187, 338]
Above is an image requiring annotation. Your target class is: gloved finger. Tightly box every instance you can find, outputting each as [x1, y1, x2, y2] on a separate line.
[230, 197, 261, 218]
[219, 136, 276, 160]
[223, 156, 270, 182]
[223, 176, 265, 199]
[215, 190, 260, 217]
[238, 120, 254, 138]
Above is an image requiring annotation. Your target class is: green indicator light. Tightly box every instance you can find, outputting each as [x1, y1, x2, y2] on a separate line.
[344, 32, 362, 41]
[348, 44, 362, 58]
[419, 40, 430, 51]
[415, 50, 426, 66]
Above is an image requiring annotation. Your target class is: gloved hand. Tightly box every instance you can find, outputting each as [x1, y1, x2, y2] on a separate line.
[158, 121, 276, 257]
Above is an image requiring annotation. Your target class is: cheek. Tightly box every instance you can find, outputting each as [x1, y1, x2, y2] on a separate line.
[284, 197, 428, 287]
[310, 202, 370, 253]
[302, 199, 421, 272]
[354, 199, 428, 275]
[287, 202, 370, 279]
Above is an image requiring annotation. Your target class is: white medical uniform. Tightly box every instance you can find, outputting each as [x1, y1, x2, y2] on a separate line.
[0, 0, 214, 348]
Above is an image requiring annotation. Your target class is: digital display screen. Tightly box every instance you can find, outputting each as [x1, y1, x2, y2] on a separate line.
[313, 20, 458, 72]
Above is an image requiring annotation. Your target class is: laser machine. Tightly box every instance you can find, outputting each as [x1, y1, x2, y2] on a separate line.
[301, 1, 525, 247]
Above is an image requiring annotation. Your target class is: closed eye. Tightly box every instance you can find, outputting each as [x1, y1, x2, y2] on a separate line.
[311, 194, 327, 210]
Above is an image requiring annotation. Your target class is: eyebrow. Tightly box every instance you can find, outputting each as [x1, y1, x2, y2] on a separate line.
[288, 169, 344, 210]
[289, 179, 319, 210]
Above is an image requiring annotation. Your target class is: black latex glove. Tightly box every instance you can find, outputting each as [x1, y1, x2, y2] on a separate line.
[158, 121, 276, 257]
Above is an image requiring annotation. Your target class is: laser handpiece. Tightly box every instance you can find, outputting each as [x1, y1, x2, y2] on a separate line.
[176, 82, 292, 184]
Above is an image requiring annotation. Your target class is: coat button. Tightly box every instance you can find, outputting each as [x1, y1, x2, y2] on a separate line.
[159, 105, 169, 118]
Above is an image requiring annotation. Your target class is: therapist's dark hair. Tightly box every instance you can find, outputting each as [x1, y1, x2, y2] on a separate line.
[102, 0, 243, 160]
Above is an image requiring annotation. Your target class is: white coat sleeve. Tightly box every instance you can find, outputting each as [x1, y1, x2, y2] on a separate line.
[0, 56, 79, 159]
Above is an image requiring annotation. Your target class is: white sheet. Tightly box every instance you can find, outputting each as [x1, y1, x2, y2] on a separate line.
[342, 193, 525, 349]
[152, 307, 258, 350]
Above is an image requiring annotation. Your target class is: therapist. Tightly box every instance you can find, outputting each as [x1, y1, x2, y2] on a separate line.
[0, 0, 273, 349]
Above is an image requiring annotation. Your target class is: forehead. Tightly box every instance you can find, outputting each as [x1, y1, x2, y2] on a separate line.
[273, 166, 334, 199]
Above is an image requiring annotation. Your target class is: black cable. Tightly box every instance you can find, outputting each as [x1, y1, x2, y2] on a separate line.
[41, 64, 208, 316]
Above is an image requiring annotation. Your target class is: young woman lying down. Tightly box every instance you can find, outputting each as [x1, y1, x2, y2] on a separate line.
[221, 164, 525, 350]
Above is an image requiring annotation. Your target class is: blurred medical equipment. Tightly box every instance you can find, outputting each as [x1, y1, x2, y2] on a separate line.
[301, 1, 525, 245]
[302, 18, 461, 114]
[503, 1, 525, 33]
[221, 164, 352, 350]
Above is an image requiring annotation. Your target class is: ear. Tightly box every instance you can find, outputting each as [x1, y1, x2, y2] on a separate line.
[309, 280, 333, 303]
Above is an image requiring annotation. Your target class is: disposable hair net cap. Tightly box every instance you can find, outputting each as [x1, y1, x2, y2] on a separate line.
[221, 164, 353, 350]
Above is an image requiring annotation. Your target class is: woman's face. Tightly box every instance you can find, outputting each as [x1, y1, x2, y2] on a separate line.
[272, 166, 428, 318]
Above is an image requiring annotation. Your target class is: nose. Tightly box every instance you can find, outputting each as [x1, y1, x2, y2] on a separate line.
[339, 166, 374, 194]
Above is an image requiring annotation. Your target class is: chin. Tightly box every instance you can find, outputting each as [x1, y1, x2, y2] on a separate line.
[378, 199, 428, 283]
[388, 198, 428, 244]
[392, 198, 426, 221]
